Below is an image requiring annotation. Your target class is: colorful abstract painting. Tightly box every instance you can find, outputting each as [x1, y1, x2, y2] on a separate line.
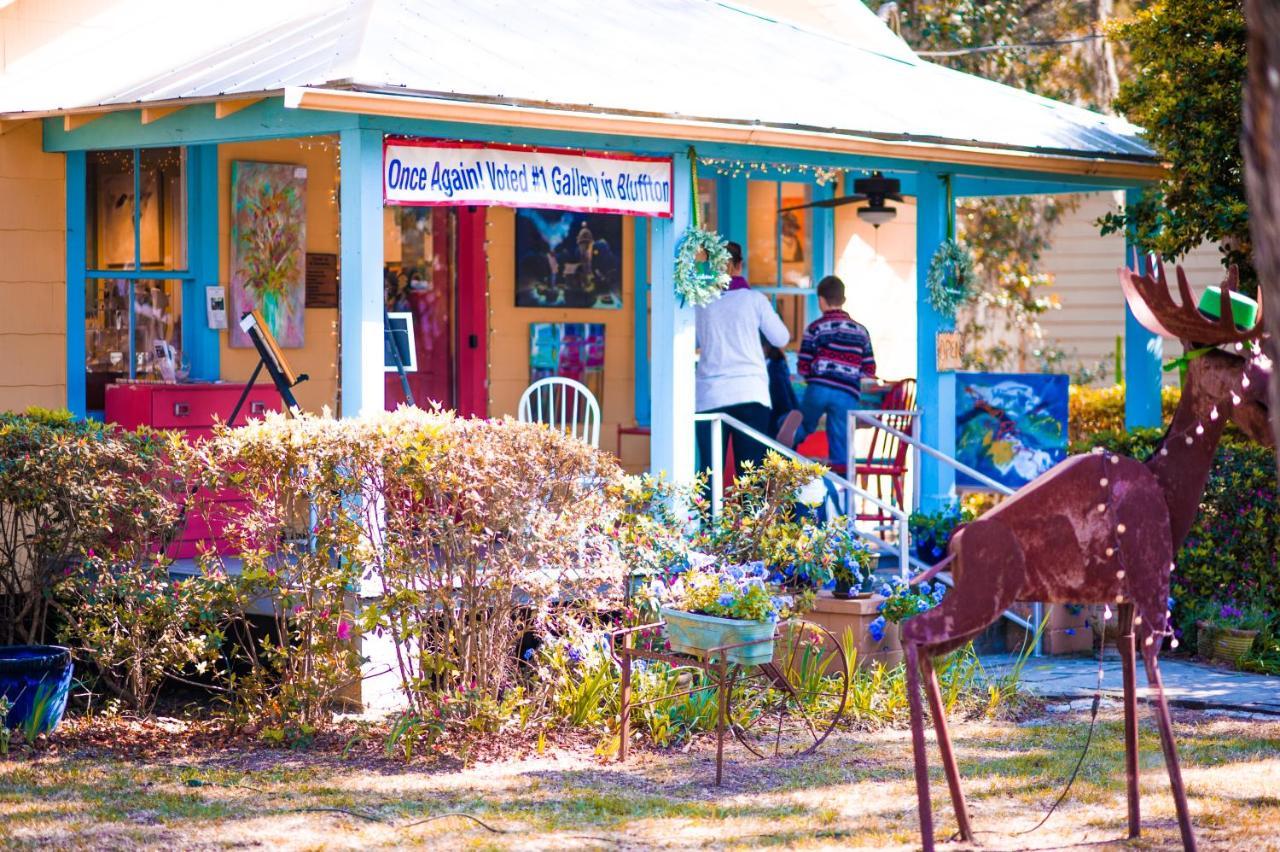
[529, 322, 606, 405]
[954, 372, 1069, 490]
[230, 162, 307, 348]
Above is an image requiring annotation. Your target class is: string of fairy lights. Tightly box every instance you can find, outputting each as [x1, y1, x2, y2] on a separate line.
[697, 157, 843, 185]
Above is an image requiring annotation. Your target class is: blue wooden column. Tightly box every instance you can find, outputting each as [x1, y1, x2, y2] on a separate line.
[65, 151, 87, 417]
[632, 218, 650, 427]
[184, 144, 220, 382]
[915, 171, 957, 509]
[720, 174, 748, 248]
[1123, 188, 1163, 428]
[649, 149, 695, 482]
[339, 128, 386, 418]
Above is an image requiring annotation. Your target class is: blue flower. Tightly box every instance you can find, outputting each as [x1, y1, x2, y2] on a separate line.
[918, 582, 931, 596]
[877, 583, 893, 598]
[869, 616, 886, 643]
[567, 646, 584, 664]
[717, 593, 735, 608]
[914, 598, 930, 613]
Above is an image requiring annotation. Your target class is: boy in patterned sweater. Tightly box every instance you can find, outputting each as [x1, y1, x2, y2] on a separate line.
[794, 275, 876, 470]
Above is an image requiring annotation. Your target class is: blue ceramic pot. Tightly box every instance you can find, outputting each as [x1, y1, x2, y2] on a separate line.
[913, 536, 948, 566]
[0, 645, 73, 736]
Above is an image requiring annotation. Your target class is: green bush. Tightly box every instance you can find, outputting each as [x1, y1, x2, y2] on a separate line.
[349, 408, 623, 733]
[0, 410, 116, 644]
[1068, 384, 1180, 443]
[56, 430, 222, 713]
[0, 411, 224, 711]
[1070, 429, 1279, 650]
[196, 415, 371, 728]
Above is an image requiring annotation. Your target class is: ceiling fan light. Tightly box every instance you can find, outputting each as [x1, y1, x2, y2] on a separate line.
[857, 204, 897, 227]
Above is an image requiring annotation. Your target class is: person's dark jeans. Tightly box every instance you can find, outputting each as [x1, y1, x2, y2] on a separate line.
[696, 402, 773, 486]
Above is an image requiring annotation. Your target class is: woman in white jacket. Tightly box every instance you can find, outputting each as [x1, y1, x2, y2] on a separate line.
[695, 242, 792, 479]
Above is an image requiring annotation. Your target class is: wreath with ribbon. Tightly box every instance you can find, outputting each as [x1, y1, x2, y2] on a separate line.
[925, 238, 976, 319]
[672, 147, 732, 307]
[675, 227, 732, 307]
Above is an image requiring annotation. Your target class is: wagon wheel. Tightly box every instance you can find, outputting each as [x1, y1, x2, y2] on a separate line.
[726, 619, 849, 758]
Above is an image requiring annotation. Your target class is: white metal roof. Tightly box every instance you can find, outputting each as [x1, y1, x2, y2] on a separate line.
[0, 0, 1155, 163]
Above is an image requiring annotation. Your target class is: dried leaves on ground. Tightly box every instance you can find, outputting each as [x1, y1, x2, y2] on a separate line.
[3, 709, 1279, 850]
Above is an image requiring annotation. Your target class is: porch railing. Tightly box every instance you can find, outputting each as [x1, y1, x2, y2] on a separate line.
[695, 410, 1043, 655]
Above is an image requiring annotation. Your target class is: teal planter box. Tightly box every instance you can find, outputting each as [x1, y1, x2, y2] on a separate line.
[661, 608, 775, 665]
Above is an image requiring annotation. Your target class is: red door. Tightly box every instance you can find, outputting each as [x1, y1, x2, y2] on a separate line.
[383, 207, 487, 415]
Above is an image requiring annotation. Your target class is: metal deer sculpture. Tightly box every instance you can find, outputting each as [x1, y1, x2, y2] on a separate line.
[902, 263, 1272, 852]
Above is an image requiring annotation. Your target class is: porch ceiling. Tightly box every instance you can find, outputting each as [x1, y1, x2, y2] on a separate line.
[0, 0, 1157, 177]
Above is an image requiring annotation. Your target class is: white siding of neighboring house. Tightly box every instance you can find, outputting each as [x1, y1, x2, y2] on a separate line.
[1037, 191, 1226, 386]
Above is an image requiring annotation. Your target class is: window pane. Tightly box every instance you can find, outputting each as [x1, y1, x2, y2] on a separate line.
[745, 180, 813, 287]
[85, 278, 131, 410]
[697, 178, 718, 232]
[86, 151, 136, 270]
[132, 279, 184, 381]
[777, 182, 811, 287]
[140, 147, 187, 271]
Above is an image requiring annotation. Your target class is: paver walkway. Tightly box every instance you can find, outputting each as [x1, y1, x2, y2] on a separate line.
[981, 651, 1280, 715]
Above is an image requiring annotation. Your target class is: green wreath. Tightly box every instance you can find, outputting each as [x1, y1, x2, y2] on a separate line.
[674, 227, 732, 308]
[926, 238, 976, 318]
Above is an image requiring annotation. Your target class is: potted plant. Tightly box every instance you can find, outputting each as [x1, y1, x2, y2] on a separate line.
[908, 506, 972, 566]
[1210, 603, 1267, 664]
[0, 645, 74, 741]
[654, 561, 792, 665]
[826, 524, 878, 600]
[868, 577, 947, 646]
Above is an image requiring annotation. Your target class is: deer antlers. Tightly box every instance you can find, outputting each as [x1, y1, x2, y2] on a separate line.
[1119, 260, 1263, 345]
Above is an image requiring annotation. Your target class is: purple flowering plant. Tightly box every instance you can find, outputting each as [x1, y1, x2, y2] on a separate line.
[1210, 601, 1269, 631]
[869, 577, 947, 643]
[656, 560, 793, 623]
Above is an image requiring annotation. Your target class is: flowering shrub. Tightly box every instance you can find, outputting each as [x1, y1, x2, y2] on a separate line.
[868, 578, 947, 643]
[0, 409, 125, 645]
[55, 428, 223, 713]
[0, 413, 222, 712]
[611, 452, 841, 608]
[692, 453, 830, 581]
[824, 520, 878, 591]
[196, 415, 369, 727]
[1072, 428, 1279, 648]
[354, 409, 623, 730]
[657, 561, 792, 622]
[609, 473, 698, 594]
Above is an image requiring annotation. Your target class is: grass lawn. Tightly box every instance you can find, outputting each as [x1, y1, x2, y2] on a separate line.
[2, 708, 1278, 850]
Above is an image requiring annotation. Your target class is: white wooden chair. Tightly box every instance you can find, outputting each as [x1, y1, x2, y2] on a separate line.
[517, 377, 602, 448]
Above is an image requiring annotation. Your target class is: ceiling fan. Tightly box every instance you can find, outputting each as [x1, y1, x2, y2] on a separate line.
[778, 172, 903, 227]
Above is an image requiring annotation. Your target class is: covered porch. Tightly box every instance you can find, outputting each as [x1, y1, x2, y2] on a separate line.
[8, 0, 1166, 512]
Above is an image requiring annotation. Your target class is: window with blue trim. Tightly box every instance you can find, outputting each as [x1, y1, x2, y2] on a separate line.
[83, 147, 189, 411]
[746, 179, 814, 348]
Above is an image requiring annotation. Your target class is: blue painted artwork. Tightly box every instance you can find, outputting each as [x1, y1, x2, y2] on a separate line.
[954, 373, 1069, 490]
